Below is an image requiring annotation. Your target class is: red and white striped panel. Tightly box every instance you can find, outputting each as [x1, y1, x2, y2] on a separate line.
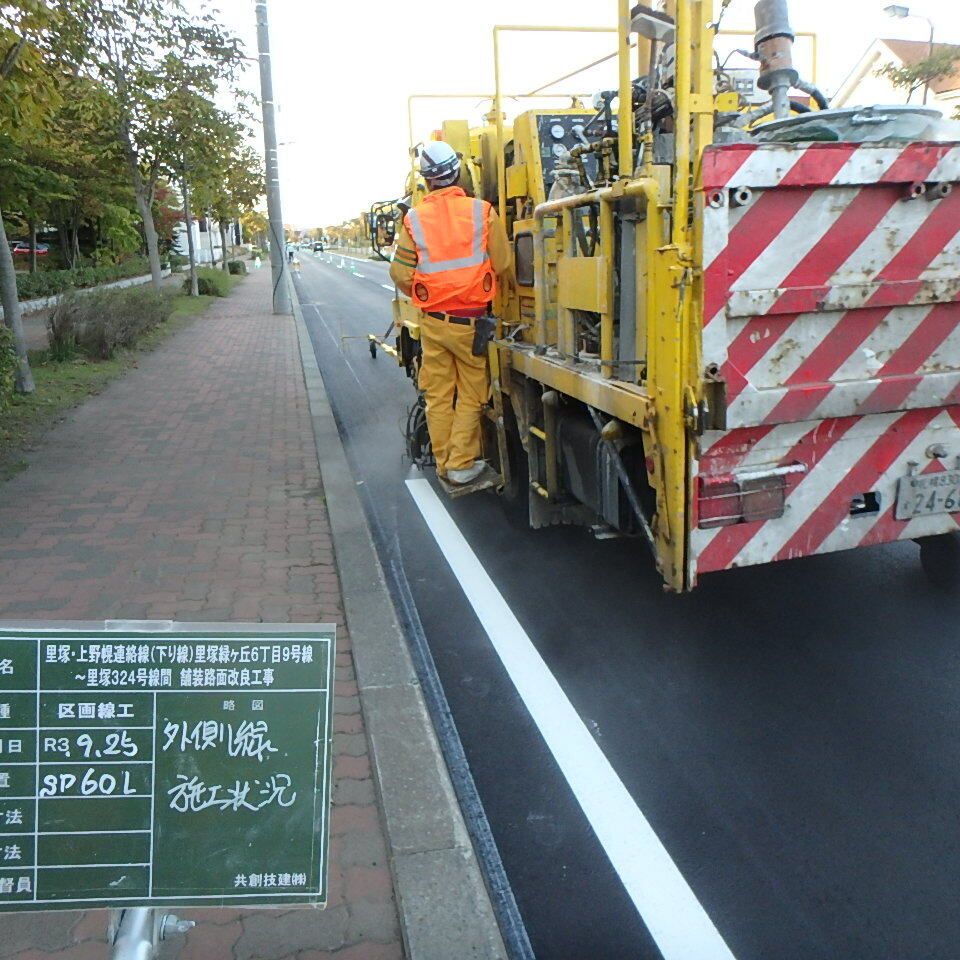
[690, 408, 960, 578]
[700, 142, 960, 429]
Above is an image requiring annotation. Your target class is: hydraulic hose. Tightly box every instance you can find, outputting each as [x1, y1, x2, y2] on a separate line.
[794, 77, 829, 110]
[587, 407, 657, 554]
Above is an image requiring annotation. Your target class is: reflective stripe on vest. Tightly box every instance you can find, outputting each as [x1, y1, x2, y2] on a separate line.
[406, 198, 488, 274]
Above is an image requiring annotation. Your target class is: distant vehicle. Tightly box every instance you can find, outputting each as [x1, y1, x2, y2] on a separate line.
[13, 242, 49, 256]
[312, 242, 324, 252]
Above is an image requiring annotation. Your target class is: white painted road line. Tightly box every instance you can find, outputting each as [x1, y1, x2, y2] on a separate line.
[405, 476, 737, 960]
[381, 284, 394, 291]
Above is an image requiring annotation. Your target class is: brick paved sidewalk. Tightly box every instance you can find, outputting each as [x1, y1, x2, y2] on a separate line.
[0, 267, 403, 959]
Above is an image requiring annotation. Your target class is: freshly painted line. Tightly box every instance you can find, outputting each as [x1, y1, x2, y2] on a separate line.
[405, 476, 738, 960]
[304, 302, 366, 394]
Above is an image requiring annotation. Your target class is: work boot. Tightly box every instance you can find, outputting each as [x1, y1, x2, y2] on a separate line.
[447, 461, 486, 485]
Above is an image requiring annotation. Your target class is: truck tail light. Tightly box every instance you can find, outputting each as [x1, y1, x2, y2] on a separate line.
[698, 464, 806, 529]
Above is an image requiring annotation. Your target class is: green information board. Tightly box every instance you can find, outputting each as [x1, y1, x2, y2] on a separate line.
[0, 624, 335, 911]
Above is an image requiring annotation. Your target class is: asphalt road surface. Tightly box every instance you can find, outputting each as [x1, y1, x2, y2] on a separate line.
[296, 249, 960, 960]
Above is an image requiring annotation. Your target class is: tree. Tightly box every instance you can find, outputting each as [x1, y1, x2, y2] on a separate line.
[241, 208, 269, 250]
[202, 145, 264, 272]
[162, 87, 251, 290]
[0, 0, 91, 393]
[152, 183, 183, 260]
[82, 0, 245, 287]
[22, 75, 134, 269]
[877, 48, 960, 110]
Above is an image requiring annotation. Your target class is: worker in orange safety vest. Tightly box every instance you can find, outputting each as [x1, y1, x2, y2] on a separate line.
[389, 141, 515, 485]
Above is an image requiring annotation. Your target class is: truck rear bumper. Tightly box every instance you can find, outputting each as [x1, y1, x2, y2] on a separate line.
[691, 406, 960, 577]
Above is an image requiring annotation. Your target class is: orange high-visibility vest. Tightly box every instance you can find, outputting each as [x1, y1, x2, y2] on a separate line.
[404, 187, 496, 313]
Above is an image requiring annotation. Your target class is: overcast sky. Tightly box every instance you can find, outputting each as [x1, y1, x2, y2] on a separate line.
[206, 0, 960, 229]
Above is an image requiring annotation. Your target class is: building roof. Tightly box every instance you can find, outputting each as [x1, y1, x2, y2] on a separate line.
[879, 39, 960, 95]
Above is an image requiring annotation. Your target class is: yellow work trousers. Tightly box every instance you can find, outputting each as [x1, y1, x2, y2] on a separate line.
[419, 316, 489, 475]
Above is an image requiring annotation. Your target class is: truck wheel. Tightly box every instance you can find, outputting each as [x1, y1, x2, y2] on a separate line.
[918, 532, 960, 589]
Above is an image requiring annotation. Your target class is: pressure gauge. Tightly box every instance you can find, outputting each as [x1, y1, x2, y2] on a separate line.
[550, 123, 566, 140]
[552, 143, 566, 158]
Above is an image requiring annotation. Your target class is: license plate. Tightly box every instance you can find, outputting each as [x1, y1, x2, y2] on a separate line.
[895, 471, 960, 520]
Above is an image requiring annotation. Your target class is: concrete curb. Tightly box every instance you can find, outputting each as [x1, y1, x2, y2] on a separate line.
[2, 269, 173, 320]
[287, 277, 509, 960]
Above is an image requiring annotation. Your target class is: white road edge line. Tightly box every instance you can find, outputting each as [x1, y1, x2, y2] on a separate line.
[381, 283, 394, 291]
[405, 476, 737, 960]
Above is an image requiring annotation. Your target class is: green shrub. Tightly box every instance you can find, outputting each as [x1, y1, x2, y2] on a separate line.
[0, 326, 16, 410]
[248, 247, 266, 260]
[46, 291, 82, 361]
[16, 257, 151, 301]
[49, 286, 178, 361]
[227, 260, 247, 276]
[184, 267, 231, 298]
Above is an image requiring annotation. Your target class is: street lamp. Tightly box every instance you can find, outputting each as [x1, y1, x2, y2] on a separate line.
[884, 4, 936, 105]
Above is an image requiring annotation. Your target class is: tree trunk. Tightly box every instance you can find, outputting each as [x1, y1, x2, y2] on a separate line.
[0, 206, 35, 394]
[206, 216, 216, 267]
[219, 221, 230, 272]
[28, 220, 36, 273]
[182, 179, 198, 297]
[129, 164, 163, 288]
[57, 221, 72, 269]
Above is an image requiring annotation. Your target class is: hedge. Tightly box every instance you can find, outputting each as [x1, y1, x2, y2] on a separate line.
[0, 326, 16, 410]
[48, 286, 179, 361]
[183, 267, 232, 297]
[16, 257, 152, 302]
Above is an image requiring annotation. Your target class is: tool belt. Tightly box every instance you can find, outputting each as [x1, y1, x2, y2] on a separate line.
[424, 311, 497, 356]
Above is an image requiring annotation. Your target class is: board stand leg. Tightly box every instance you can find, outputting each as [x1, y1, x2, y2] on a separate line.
[110, 908, 194, 960]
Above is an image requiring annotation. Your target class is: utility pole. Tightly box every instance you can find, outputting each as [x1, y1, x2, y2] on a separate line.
[255, 0, 290, 314]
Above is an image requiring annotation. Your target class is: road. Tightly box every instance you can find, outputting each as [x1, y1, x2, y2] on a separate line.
[296, 249, 960, 960]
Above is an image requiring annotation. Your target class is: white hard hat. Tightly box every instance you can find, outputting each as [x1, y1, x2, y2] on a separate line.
[419, 140, 460, 187]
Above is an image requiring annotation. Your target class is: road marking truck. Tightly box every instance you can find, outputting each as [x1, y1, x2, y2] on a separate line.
[374, 0, 960, 592]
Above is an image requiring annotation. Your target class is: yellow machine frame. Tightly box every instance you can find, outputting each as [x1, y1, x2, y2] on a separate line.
[489, 3, 716, 590]
[389, 3, 759, 591]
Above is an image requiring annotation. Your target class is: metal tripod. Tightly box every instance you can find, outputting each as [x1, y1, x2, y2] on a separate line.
[109, 908, 194, 960]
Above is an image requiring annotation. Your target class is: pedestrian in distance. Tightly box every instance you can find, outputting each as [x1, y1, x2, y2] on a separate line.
[389, 140, 514, 485]
[291, 255, 301, 275]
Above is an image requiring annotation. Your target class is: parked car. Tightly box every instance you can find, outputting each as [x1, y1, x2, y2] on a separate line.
[312, 242, 324, 252]
[13, 242, 49, 256]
